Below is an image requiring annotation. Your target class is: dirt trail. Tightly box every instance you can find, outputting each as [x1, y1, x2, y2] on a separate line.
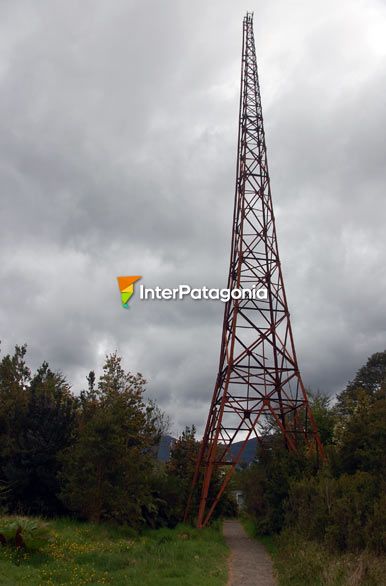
[223, 520, 277, 586]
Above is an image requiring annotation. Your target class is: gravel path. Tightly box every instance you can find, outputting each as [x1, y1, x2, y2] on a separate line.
[223, 520, 277, 586]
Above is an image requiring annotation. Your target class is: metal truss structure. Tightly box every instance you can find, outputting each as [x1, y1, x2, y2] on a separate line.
[186, 13, 325, 528]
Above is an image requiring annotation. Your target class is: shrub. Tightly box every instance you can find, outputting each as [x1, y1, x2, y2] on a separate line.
[0, 517, 53, 551]
[285, 471, 379, 552]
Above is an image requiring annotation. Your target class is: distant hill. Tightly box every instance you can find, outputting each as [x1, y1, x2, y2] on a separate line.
[228, 437, 258, 464]
[156, 435, 258, 465]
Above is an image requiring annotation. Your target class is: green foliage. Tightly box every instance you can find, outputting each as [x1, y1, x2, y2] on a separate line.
[308, 391, 337, 445]
[0, 345, 30, 464]
[0, 517, 53, 551]
[335, 350, 386, 419]
[273, 530, 386, 586]
[238, 441, 311, 534]
[6, 363, 77, 515]
[239, 349, 386, 560]
[145, 465, 183, 528]
[366, 492, 386, 554]
[0, 345, 174, 529]
[1, 338, 383, 578]
[165, 426, 199, 523]
[60, 353, 160, 526]
[334, 392, 386, 476]
[286, 471, 381, 551]
[166, 426, 237, 525]
[0, 347, 78, 516]
[0, 516, 228, 585]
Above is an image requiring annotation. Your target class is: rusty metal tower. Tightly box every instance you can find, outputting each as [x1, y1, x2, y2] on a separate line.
[186, 13, 325, 528]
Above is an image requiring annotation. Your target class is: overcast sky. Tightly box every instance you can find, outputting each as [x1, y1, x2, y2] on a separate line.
[0, 0, 385, 435]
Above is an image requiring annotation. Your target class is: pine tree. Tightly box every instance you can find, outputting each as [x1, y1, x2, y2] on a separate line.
[60, 353, 159, 525]
[0, 344, 30, 465]
[336, 350, 386, 418]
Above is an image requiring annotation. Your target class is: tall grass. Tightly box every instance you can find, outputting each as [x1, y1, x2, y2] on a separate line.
[241, 516, 386, 586]
[274, 530, 386, 586]
[0, 516, 228, 585]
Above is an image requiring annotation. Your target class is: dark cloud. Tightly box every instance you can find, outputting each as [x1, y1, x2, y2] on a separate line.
[1, 0, 385, 435]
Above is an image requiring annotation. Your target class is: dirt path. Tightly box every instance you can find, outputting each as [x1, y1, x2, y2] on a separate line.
[223, 520, 277, 586]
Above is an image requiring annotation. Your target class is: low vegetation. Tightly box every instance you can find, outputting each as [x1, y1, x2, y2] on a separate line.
[273, 531, 386, 586]
[243, 516, 386, 586]
[0, 517, 53, 552]
[0, 517, 228, 586]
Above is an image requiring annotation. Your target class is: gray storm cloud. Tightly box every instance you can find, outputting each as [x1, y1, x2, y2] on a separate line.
[0, 0, 385, 435]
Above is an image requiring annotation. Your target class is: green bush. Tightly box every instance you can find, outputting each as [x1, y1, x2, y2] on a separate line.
[365, 492, 386, 554]
[275, 530, 386, 586]
[0, 517, 53, 551]
[285, 471, 379, 552]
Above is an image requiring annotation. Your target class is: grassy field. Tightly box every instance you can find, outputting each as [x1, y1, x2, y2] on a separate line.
[273, 531, 386, 586]
[0, 517, 228, 586]
[242, 516, 386, 586]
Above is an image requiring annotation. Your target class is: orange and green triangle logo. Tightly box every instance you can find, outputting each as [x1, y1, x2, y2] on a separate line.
[117, 276, 141, 308]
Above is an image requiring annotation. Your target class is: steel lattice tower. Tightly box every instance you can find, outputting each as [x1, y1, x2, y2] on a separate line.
[186, 13, 325, 529]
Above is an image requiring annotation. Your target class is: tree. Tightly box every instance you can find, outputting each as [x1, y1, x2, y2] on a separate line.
[335, 350, 386, 418]
[165, 426, 199, 522]
[4, 362, 78, 515]
[0, 345, 30, 468]
[167, 426, 198, 484]
[0, 345, 30, 511]
[60, 353, 159, 525]
[238, 440, 309, 534]
[307, 391, 336, 446]
[0, 348, 78, 515]
[336, 393, 386, 476]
